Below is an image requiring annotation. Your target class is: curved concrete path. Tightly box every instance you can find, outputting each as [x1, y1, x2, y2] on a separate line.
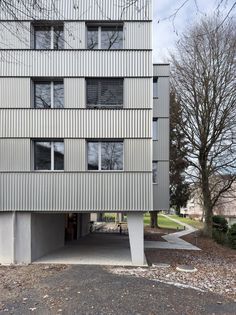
[145, 214, 201, 251]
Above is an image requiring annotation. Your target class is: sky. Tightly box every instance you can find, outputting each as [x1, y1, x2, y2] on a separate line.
[153, 0, 235, 62]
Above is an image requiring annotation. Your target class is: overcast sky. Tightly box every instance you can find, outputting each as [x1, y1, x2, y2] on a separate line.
[153, 0, 235, 62]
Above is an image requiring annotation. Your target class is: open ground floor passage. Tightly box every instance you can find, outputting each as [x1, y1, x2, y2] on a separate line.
[0, 212, 146, 266]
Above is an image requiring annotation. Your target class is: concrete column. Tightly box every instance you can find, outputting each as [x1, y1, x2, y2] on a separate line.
[127, 212, 144, 265]
[0, 212, 14, 264]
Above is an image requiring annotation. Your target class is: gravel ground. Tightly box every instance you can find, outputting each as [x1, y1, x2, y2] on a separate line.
[0, 233, 235, 314]
[110, 233, 236, 301]
[0, 264, 236, 315]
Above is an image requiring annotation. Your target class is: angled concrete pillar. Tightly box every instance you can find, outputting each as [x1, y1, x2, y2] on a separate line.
[127, 212, 144, 265]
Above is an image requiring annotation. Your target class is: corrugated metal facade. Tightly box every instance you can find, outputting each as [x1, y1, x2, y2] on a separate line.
[0, 0, 163, 213]
[0, 139, 30, 171]
[0, 78, 31, 108]
[0, 78, 152, 109]
[0, 0, 152, 21]
[0, 109, 151, 138]
[0, 22, 31, 49]
[0, 172, 152, 211]
[153, 64, 170, 210]
[153, 162, 169, 210]
[0, 50, 151, 77]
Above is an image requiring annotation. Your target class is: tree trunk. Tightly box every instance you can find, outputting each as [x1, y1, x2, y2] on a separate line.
[150, 211, 158, 228]
[201, 167, 213, 237]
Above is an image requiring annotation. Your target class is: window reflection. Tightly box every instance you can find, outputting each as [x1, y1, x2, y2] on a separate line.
[34, 26, 51, 49]
[35, 141, 51, 170]
[87, 141, 123, 170]
[152, 162, 158, 183]
[35, 82, 51, 108]
[54, 82, 64, 108]
[101, 142, 123, 170]
[54, 142, 64, 170]
[88, 142, 99, 170]
[87, 27, 98, 49]
[101, 27, 123, 49]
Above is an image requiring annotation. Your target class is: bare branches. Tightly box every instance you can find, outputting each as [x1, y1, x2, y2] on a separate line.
[171, 15, 236, 235]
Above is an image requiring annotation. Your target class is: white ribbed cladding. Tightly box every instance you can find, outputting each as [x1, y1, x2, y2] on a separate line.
[64, 139, 86, 171]
[0, 172, 153, 211]
[153, 118, 169, 161]
[125, 78, 152, 108]
[0, 50, 152, 77]
[0, 139, 30, 171]
[0, 109, 152, 138]
[64, 22, 86, 49]
[0, 0, 152, 21]
[154, 77, 170, 117]
[0, 22, 31, 49]
[0, 78, 31, 108]
[153, 64, 170, 77]
[124, 22, 152, 49]
[124, 139, 152, 171]
[153, 161, 169, 210]
[64, 78, 86, 108]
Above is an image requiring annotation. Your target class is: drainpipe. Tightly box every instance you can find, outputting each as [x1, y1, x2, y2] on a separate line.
[12, 211, 16, 264]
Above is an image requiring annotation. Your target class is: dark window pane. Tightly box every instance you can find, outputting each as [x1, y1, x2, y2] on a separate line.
[54, 142, 64, 170]
[152, 162, 158, 183]
[35, 82, 51, 108]
[153, 78, 158, 98]
[87, 79, 99, 106]
[34, 26, 51, 49]
[35, 142, 51, 170]
[88, 142, 99, 170]
[87, 79, 123, 107]
[101, 142, 123, 170]
[87, 27, 98, 49]
[54, 82, 64, 108]
[101, 26, 123, 49]
[54, 26, 64, 49]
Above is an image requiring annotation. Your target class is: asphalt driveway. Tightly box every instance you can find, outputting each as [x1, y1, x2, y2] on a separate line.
[0, 264, 235, 315]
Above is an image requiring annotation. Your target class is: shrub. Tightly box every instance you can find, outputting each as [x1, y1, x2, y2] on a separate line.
[212, 228, 227, 245]
[212, 215, 228, 233]
[227, 224, 236, 249]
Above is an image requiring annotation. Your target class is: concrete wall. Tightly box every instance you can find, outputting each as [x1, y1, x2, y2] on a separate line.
[15, 213, 31, 264]
[0, 213, 13, 264]
[77, 213, 90, 238]
[31, 213, 65, 261]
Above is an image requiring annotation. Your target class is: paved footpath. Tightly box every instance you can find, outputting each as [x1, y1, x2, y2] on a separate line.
[145, 215, 201, 250]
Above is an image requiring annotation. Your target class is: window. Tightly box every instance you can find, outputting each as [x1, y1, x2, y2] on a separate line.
[152, 162, 158, 184]
[34, 141, 64, 170]
[86, 79, 123, 108]
[34, 81, 64, 108]
[34, 25, 64, 49]
[153, 119, 158, 140]
[87, 141, 123, 170]
[153, 78, 158, 98]
[87, 25, 123, 49]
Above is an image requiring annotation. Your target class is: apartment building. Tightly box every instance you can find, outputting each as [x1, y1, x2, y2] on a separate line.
[0, 0, 169, 266]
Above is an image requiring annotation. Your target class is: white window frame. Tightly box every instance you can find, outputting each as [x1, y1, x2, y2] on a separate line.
[87, 141, 124, 171]
[87, 25, 123, 49]
[34, 140, 64, 171]
[34, 80, 64, 109]
[34, 25, 64, 50]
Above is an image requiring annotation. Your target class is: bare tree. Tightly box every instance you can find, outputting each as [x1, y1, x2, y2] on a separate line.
[171, 15, 236, 237]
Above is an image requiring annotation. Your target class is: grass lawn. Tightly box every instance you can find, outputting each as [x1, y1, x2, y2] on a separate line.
[144, 213, 183, 230]
[170, 214, 204, 230]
